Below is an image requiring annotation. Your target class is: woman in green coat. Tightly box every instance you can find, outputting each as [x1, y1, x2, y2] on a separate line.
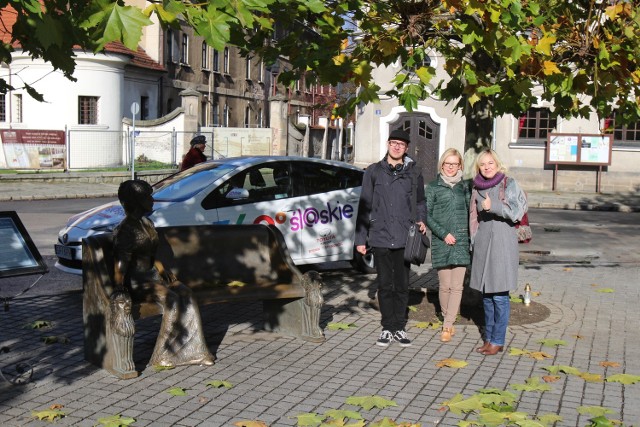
[425, 148, 471, 342]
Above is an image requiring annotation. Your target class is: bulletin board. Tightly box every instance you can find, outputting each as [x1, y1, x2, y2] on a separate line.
[546, 133, 612, 166]
[545, 133, 613, 192]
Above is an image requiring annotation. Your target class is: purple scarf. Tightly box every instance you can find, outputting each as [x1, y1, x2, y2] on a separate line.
[473, 172, 505, 190]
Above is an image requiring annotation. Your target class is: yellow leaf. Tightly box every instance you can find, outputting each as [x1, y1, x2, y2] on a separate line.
[468, 93, 481, 106]
[436, 358, 468, 368]
[579, 372, 603, 382]
[600, 361, 621, 368]
[535, 34, 556, 56]
[233, 421, 268, 427]
[529, 351, 553, 361]
[564, 268, 572, 271]
[605, 3, 624, 20]
[227, 281, 246, 287]
[333, 53, 347, 66]
[543, 61, 561, 75]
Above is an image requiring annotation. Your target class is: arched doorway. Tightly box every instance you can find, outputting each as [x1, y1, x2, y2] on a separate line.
[389, 113, 440, 181]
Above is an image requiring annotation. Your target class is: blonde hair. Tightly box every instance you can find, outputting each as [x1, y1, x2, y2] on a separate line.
[474, 149, 508, 175]
[438, 148, 464, 171]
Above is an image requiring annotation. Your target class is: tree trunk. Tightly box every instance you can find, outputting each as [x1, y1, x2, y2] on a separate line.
[463, 98, 494, 179]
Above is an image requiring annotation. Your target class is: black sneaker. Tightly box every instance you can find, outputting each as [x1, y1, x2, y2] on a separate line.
[376, 330, 394, 347]
[393, 330, 412, 347]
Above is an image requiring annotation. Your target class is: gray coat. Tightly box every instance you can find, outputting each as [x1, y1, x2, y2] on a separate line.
[469, 176, 527, 294]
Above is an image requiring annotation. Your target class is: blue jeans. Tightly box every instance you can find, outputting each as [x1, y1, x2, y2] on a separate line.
[483, 292, 510, 346]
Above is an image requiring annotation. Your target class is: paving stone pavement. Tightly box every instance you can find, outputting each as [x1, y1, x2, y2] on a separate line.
[1, 261, 639, 426]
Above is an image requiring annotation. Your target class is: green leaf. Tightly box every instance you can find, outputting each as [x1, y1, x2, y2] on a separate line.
[407, 305, 418, 312]
[441, 394, 484, 415]
[205, 380, 233, 388]
[295, 412, 325, 426]
[537, 339, 567, 347]
[95, 414, 137, 427]
[32, 409, 66, 422]
[596, 288, 615, 293]
[345, 395, 397, 411]
[167, 387, 187, 396]
[42, 336, 70, 345]
[605, 373, 640, 384]
[536, 413, 564, 425]
[415, 66, 434, 85]
[26, 320, 51, 329]
[510, 377, 552, 393]
[84, 0, 153, 51]
[153, 364, 175, 372]
[323, 409, 364, 422]
[326, 322, 357, 330]
[577, 406, 615, 417]
[414, 321, 442, 330]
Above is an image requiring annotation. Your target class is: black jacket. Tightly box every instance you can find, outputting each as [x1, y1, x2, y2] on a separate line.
[355, 156, 427, 249]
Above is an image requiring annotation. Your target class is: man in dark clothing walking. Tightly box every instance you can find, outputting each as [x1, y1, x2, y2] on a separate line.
[180, 135, 207, 171]
[355, 129, 427, 347]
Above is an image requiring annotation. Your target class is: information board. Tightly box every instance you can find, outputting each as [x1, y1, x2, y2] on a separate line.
[0, 211, 48, 278]
[0, 129, 66, 169]
[546, 133, 612, 166]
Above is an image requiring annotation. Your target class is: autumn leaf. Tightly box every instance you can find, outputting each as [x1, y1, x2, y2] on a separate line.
[599, 361, 621, 368]
[542, 365, 582, 376]
[41, 336, 70, 345]
[323, 409, 364, 423]
[509, 347, 530, 356]
[537, 413, 564, 424]
[563, 268, 572, 271]
[577, 406, 615, 417]
[227, 281, 246, 287]
[510, 377, 552, 393]
[579, 372, 603, 382]
[477, 388, 517, 407]
[510, 295, 524, 303]
[327, 322, 357, 330]
[295, 412, 325, 426]
[435, 358, 468, 368]
[26, 320, 51, 329]
[407, 305, 418, 312]
[205, 380, 233, 389]
[532, 291, 541, 297]
[233, 421, 268, 427]
[529, 351, 553, 360]
[542, 375, 561, 383]
[414, 321, 441, 330]
[573, 334, 584, 339]
[153, 364, 175, 372]
[49, 404, 64, 410]
[345, 395, 397, 411]
[32, 409, 65, 422]
[95, 414, 136, 426]
[605, 373, 640, 384]
[441, 394, 484, 415]
[537, 338, 567, 347]
[369, 418, 418, 427]
[166, 387, 187, 396]
[596, 288, 615, 293]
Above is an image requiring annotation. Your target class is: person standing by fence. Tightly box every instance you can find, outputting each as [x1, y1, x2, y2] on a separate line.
[425, 148, 471, 343]
[180, 135, 207, 171]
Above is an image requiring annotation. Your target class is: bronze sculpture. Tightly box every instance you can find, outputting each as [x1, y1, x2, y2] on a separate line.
[113, 180, 214, 367]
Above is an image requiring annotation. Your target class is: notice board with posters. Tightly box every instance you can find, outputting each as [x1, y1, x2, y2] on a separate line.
[546, 133, 613, 192]
[0, 129, 66, 169]
[546, 133, 612, 166]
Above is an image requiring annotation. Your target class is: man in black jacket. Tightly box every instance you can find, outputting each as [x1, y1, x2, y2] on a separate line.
[355, 129, 427, 347]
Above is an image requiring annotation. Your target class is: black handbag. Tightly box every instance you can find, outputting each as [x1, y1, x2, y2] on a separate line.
[404, 168, 430, 265]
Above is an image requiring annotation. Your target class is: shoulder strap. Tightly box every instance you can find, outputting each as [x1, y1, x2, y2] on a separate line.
[409, 166, 418, 222]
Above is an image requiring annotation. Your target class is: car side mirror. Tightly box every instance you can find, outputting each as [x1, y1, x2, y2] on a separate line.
[226, 187, 249, 200]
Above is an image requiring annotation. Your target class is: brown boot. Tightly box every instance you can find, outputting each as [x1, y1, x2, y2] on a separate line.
[476, 341, 490, 353]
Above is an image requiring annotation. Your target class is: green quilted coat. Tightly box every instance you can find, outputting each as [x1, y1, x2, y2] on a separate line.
[425, 175, 471, 269]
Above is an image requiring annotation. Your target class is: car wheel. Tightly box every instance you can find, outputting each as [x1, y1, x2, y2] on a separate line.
[351, 248, 376, 274]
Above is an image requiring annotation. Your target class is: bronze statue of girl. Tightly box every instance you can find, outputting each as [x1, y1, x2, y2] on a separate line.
[113, 180, 214, 367]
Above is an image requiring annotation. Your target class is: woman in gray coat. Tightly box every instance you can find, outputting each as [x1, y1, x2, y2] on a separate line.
[426, 148, 471, 343]
[469, 149, 527, 356]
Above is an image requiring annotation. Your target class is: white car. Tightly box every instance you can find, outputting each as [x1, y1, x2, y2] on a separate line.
[55, 156, 375, 274]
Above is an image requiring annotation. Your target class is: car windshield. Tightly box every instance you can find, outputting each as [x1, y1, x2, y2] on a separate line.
[152, 163, 237, 201]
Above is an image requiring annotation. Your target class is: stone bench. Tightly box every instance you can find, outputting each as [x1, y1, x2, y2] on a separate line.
[82, 224, 324, 379]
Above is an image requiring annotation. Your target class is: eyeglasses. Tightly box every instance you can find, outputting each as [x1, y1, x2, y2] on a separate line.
[443, 162, 460, 168]
[389, 141, 407, 148]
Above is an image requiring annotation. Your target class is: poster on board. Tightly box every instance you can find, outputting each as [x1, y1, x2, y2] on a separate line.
[548, 134, 578, 163]
[0, 129, 66, 169]
[580, 134, 612, 164]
